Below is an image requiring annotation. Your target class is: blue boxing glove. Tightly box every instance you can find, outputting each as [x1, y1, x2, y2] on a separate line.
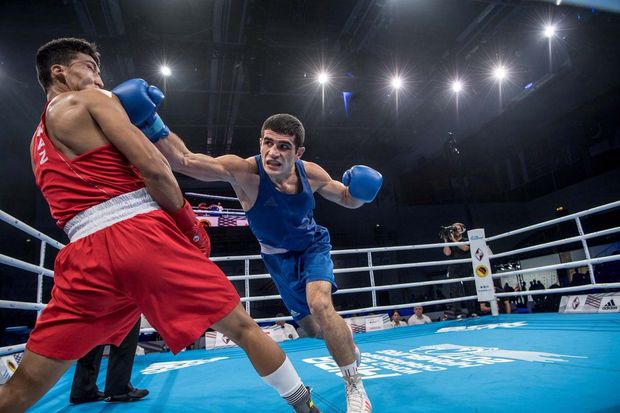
[112, 78, 169, 142]
[342, 165, 383, 203]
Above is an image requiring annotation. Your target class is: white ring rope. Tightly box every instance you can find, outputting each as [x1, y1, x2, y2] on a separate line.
[0, 300, 46, 311]
[486, 199, 620, 242]
[0, 209, 65, 250]
[0, 254, 54, 278]
[1, 199, 619, 356]
[490, 226, 620, 259]
[185, 192, 241, 202]
[194, 210, 246, 216]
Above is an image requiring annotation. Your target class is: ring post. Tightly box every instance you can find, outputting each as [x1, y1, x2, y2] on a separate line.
[574, 216, 596, 285]
[468, 229, 498, 316]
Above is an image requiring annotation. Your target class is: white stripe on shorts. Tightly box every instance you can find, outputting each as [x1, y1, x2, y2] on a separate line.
[260, 242, 289, 255]
[64, 188, 160, 242]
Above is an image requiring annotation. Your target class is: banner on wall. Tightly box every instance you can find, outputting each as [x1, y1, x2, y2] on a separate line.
[198, 215, 248, 227]
[345, 314, 392, 333]
[204, 326, 298, 350]
[559, 293, 620, 313]
[0, 353, 22, 385]
[364, 316, 385, 332]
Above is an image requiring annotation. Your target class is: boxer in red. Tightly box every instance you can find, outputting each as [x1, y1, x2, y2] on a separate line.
[0, 38, 320, 413]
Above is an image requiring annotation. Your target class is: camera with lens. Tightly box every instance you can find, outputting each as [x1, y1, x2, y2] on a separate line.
[439, 225, 456, 240]
[438, 223, 466, 240]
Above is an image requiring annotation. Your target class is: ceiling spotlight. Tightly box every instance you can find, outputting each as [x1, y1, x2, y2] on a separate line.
[391, 76, 403, 90]
[160, 65, 171, 77]
[543, 24, 556, 38]
[493, 66, 508, 81]
[317, 72, 330, 85]
[451, 80, 463, 93]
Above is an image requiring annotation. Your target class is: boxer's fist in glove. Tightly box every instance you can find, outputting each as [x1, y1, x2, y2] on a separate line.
[112, 78, 169, 142]
[342, 165, 383, 203]
[170, 200, 211, 257]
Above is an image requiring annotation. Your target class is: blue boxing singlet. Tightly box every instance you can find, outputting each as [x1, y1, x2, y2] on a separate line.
[246, 155, 317, 252]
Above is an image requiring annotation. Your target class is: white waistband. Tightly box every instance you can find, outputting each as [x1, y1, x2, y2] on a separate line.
[260, 242, 289, 255]
[64, 188, 160, 242]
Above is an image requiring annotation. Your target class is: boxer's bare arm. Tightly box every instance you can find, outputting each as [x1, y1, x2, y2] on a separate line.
[156, 132, 250, 183]
[52, 89, 183, 212]
[305, 162, 364, 209]
[155, 133, 259, 210]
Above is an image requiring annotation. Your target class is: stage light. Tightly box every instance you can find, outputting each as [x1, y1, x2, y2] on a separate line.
[391, 76, 402, 90]
[493, 65, 508, 81]
[317, 72, 330, 85]
[160, 65, 171, 77]
[544, 24, 557, 38]
[451, 80, 463, 93]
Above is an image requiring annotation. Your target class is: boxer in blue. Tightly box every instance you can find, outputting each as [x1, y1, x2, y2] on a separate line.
[113, 79, 382, 413]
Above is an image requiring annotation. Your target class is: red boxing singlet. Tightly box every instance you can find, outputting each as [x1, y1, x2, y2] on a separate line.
[30, 106, 145, 229]
[27, 104, 240, 359]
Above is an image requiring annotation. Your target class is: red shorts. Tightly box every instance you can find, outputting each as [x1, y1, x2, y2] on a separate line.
[27, 210, 239, 360]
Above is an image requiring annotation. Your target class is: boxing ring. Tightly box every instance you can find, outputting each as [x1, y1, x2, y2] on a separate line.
[1, 200, 620, 412]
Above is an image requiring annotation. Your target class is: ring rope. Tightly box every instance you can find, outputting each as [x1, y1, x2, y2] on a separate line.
[185, 192, 241, 202]
[1, 200, 619, 356]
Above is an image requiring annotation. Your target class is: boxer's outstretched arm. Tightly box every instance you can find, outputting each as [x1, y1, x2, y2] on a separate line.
[82, 89, 183, 212]
[155, 132, 248, 183]
[305, 162, 364, 209]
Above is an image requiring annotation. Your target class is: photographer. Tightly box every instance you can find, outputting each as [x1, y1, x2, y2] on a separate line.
[440, 223, 472, 314]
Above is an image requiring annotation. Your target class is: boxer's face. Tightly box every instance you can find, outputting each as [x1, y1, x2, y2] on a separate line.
[52, 52, 103, 91]
[260, 129, 305, 178]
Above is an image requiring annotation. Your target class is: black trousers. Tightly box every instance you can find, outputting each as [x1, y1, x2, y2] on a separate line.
[70, 319, 141, 398]
[447, 263, 476, 314]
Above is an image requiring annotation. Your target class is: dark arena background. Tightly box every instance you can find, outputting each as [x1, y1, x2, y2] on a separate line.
[1, 1, 619, 412]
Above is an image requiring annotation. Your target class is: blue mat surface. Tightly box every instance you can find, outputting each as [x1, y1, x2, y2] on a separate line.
[29, 313, 620, 412]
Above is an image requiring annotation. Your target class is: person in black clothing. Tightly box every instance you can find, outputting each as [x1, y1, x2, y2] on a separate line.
[442, 223, 471, 314]
[70, 319, 148, 404]
[503, 282, 517, 308]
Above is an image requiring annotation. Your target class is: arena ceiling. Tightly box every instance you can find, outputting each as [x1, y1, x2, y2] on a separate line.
[1, 0, 619, 219]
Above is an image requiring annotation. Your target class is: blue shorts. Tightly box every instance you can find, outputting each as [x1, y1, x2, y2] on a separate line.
[261, 226, 337, 321]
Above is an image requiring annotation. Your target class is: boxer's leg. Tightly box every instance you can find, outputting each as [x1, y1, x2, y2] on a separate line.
[305, 281, 356, 366]
[212, 304, 319, 412]
[212, 304, 285, 375]
[297, 315, 362, 367]
[302, 282, 371, 413]
[0, 350, 72, 413]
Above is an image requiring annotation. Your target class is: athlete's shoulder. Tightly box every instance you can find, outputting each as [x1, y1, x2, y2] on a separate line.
[218, 154, 255, 170]
[48, 88, 112, 110]
[241, 155, 258, 173]
[210, 155, 257, 183]
[75, 88, 115, 105]
[302, 160, 330, 180]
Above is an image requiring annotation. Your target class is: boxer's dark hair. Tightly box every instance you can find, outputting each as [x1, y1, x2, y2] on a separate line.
[261, 114, 305, 148]
[36, 38, 100, 91]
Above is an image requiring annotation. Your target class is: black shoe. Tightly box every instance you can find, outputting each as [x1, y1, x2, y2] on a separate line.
[104, 388, 149, 403]
[292, 387, 321, 413]
[70, 391, 105, 404]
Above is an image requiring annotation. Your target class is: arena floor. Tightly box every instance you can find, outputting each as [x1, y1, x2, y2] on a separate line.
[29, 313, 620, 413]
